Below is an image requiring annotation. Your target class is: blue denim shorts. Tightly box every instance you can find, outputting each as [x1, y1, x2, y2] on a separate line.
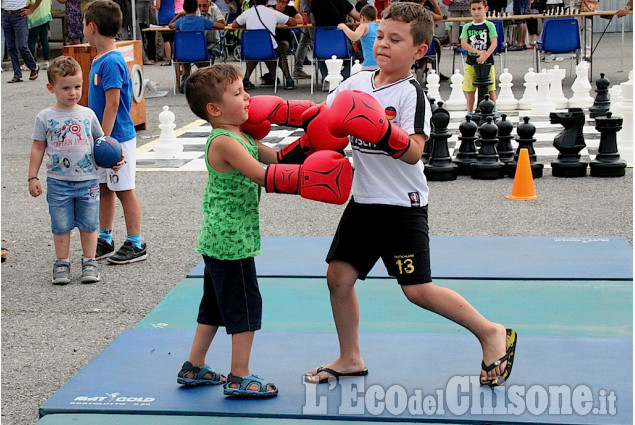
[46, 178, 100, 235]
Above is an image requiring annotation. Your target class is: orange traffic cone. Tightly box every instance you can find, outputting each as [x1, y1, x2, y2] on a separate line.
[506, 148, 537, 200]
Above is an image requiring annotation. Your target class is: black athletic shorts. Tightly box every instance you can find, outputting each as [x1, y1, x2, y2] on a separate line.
[326, 199, 432, 285]
[197, 256, 262, 334]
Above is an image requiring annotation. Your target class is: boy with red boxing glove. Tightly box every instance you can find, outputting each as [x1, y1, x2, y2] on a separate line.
[177, 64, 351, 398]
[305, 2, 517, 387]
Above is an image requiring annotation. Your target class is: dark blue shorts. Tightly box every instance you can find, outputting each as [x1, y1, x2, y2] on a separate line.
[513, 0, 530, 23]
[326, 200, 432, 285]
[197, 256, 262, 334]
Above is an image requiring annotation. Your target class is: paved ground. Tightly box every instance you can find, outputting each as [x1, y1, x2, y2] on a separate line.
[1, 32, 633, 425]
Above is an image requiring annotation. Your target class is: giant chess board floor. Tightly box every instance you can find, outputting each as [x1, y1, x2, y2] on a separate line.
[136, 111, 633, 172]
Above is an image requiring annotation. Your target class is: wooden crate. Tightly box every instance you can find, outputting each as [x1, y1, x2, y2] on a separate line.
[63, 40, 146, 130]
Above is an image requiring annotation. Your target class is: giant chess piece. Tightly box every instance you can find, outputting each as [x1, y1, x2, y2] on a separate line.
[476, 94, 498, 123]
[424, 102, 458, 181]
[470, 116, 506, 179]
[617, 81, 633, 164]
[496, 113, 515, 165]
[530, 70, 556, 117]
[547, 65, 568, 109]
[445, 70, 467, 111]
[153, 105, 184, 157]
[426, 70, 442, 104]
[608, 84, 623, 115]
[589, 73, 611, 118]
[453, 114, 479, 174]
[507, 116, 544, 178]
[550, 108, 588, 177]
[568, 61, 594, 109]
[518, 68, 538, 110]
[496, 68, 518, 111]
[324, 55, 344, 91]
[473, 64, 493, 108]
[351, 59, 363, 75]
[589, 112, 627, 177]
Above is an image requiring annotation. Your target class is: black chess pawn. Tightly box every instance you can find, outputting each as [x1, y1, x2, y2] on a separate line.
[453, 114, 479, 174]
[473, 64, 493, 108]
[589, 112, 627, 177]
[589, 73, 611, 118]
[470, 116, 505, 179]
[496, 113, 515, 165]
[550, 108, 588, 177]
[424, 102, 458, 181]
[476, 94, 498, 123]
[507, 116, 544, 178]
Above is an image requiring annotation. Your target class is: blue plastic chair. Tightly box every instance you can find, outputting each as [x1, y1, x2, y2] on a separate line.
[311, 26, 351, 94]
[492, 20, 507, 69]
[240, 29, 280, 93]
[172, 31, 212, 95]
[535, 17, 580, 75]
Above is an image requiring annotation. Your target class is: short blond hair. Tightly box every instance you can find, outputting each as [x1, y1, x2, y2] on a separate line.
[381, 2, 433, 46]
[47, 56, 82, 85]
[185, 64, 244, 121]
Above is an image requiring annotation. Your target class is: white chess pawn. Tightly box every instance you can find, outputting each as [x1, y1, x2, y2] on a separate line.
[325, 55, 344, 91]
[568, 61, 594, 109]
[445, 69, 467, 111]
[351, 59, 363, 75]
[547, 65, 568, 109]
[518, 68, 538, 110]
[426, 69, 442, 103]
[154, 105, 183, 157]
[617, 82, 633, 163]
[530, 69, 556, 116]
[496, 68, 518, 110]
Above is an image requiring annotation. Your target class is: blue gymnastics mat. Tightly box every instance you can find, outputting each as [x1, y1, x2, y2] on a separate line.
[41, 329, 633, 424]
[136, 277, 633, 338]
[186, 236, 633, 281]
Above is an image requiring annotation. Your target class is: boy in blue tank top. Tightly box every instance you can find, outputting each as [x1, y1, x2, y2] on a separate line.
[338, 4, 379, 70]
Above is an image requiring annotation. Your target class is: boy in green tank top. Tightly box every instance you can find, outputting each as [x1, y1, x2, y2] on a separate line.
[176, 64, 352, 397]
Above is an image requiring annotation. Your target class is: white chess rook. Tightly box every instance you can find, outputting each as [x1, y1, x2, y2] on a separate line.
[445, 69, 467, 111]
[426, 69, 442, 103]
[547, 65, 568, 109]
[153, 105, 184, 157]
[325, 55, 344, 91]
[518, 68, 538, 110]
[530, 70, 556, 116]
[496, 68, 518, 111]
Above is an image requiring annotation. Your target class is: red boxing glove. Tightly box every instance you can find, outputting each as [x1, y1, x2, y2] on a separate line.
[328, 89, 411, 158]
[265, 151, 352, 205]
[240, 119, 271, 140]
[247, 96, 315, 127]
[277, 104, 350, 164]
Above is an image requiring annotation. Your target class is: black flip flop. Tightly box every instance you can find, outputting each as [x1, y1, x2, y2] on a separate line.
[305, 366, 369, 384]
[480, 328, 518, 387]
[29, 66, 39, 80]
[8, 77, 23, 83]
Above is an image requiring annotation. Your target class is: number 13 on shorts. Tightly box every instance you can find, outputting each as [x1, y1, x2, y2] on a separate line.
[394, 254, 415, 275]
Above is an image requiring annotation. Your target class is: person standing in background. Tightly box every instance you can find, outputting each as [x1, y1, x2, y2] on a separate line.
[57, 0, 83, 44]
[2, 0, 40, 83]
[156, 0, 176, 65]
[26, 0, 51, 69]
[136, 0, 157, 64]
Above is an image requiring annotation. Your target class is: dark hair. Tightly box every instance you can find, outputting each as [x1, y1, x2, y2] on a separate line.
[83, 0, 122, 37]
[185, 64, 244, 121]
[47, 56, 82, 84]
[381, 2, 433, 46]
[470, 0, 488, 6]
[360, 4, 377, 20]
[183, 0, 198, 13]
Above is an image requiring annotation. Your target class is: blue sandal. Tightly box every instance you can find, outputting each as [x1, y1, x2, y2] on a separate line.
[223, 373, 278, 397]
[177, 361, 225, 386]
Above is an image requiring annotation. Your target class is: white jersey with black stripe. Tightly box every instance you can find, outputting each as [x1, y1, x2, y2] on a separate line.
[327, 70, 432, 208]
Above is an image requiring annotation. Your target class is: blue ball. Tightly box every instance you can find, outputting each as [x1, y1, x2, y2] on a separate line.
[94, 136, 123, 168]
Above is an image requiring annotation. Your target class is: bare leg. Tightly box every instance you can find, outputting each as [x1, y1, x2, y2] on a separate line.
[79, 230, 98, 259]
[401, 282, 507, 382]
[466, 91, 476, 112]
[306, 260, 366, 382]
[53, 232, 71, 259]
[245, 60, 257, 80]
[227, 331, 275, 391]
[115, 189, 142, 236]
[99, 183, 116, 231]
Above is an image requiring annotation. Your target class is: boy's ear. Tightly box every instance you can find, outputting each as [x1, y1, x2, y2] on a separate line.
[206, 102, 222, 118]
[46, 83, 55, 93]
[413, 42, 428, 61]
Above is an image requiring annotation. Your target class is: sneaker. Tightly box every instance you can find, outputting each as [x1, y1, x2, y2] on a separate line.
[544, 54, 563, 63]
[243, 78, 255, 89]
[41, 61, 49, 70]
[285, 77, 295, 90]
[81, 260, 100, 284]
[293, 70, 310, 79]
[96, 238, 115, 260]
[52, 260, 71, 285]
[508, 44, 527, 51]
[107, 240, 147, 264]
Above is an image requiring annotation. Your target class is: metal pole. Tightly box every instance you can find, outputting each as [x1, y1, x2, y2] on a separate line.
[132, 0, 137, 40]
[620, 14, 625, 72]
